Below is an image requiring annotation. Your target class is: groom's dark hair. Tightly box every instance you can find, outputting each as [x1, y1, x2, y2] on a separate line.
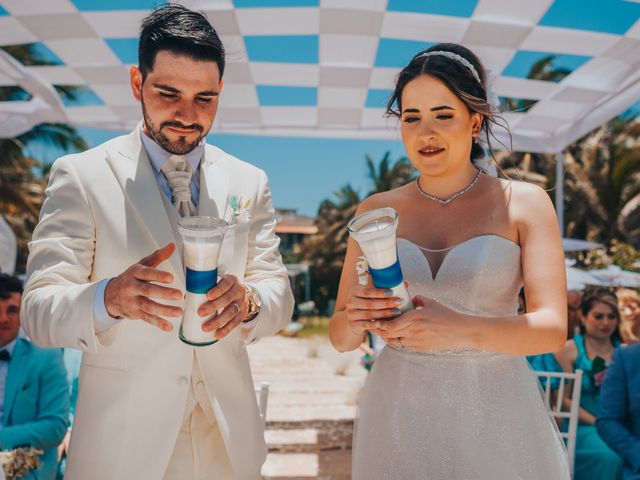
[138, 4, 225, 81]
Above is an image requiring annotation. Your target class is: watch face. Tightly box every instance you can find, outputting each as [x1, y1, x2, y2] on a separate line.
[246, 287, 259, 314]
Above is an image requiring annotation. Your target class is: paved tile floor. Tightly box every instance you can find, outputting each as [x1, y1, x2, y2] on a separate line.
[247, 335, 367, 479]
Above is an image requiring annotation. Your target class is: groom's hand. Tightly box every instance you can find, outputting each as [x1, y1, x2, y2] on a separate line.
[199, 275, 249, 339]
[104, 243, 183, 331]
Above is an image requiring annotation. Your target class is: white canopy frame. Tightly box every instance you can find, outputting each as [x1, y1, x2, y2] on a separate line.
[0, 0, 639, 232]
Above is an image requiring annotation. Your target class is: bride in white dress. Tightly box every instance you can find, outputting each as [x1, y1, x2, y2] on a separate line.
[329, 43, 570, 479]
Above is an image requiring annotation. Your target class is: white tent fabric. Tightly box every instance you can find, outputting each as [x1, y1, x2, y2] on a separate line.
[0, 49, 66, 136]
[566, 266, 606, 290]
[0, 0, 639, 153]
[0, 214, 16, 274]
[565, 259, 606, 290]
[562, 238, 604, 252]
[590, 265, 640, 288]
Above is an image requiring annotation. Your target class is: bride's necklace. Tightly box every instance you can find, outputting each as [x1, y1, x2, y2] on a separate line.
[416, 169, 482, 206]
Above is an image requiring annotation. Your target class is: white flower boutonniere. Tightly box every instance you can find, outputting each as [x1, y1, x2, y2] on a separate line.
[228, 195, 251, 225]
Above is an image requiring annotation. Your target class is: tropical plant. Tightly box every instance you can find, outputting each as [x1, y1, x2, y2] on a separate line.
[302, 185, 361, 313]
[564, 118, 640, 245]
[502, 56, 571, 114]
[1, 126, 87, 272]
[365, 151, 416, 195]
[497, 53, 640, 248]
[527, 55, 572, 83]
[573, 240, 640, 273]
[303, 153, 415, 313]
[0, 44, 87, 272]
[497, 117, 640, 248]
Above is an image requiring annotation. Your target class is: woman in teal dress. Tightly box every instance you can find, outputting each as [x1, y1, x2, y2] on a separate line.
[555, 288, 624, 480]
[57, 348, 82, 479]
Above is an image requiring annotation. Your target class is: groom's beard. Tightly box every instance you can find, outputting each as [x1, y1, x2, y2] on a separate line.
[141, 97, 206, 155]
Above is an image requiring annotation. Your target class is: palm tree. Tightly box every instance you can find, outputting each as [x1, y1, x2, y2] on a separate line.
[564, 118, 640, 245]
[0, 44, 88, 271]
[527, 55, 572, 83]
[498, 53, 640, 249]
[503, 56, 572, 114]
[497, 117, 640, 248]
[365, 151, 416, 195]
[1, 124, 87, 272]
[303, 153, 414, 313]
[302, 184, 361, 313]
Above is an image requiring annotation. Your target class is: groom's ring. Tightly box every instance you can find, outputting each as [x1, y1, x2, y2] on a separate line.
[397, 337, 404, 350]
[230, 303, 241, 316]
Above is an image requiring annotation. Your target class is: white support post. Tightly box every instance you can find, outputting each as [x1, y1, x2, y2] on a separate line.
[555, 152, 565, 238]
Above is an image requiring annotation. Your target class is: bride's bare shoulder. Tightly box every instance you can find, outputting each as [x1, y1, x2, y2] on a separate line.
[499, 179, 556, 228]
[483, 175, 542, 193]
[502, 179, 552, 204]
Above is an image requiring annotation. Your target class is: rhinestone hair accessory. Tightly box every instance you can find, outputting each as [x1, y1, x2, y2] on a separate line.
[484, 68, 501, 110]
[418, 51, 482, 85]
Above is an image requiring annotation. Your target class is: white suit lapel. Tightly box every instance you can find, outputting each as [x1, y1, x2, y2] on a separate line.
[198, 145, 229, 221]
[104, 127, 185, 285]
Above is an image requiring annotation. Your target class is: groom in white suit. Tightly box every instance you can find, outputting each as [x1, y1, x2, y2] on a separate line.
[21, 5, 293, 479]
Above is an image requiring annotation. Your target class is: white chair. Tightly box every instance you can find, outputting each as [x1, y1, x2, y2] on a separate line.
[535, 369, 583, 478]
[255, 382, 270, 423]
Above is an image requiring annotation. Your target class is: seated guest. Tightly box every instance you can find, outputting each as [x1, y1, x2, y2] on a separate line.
[555, 288, 624, 480]
[528, 288, 583, 386]
[617, 288, 640, 344]
[597, 343, 640, 479]
[0, 274, 69, 480]
[517, 287, 526, 315]
[57, 348, 82, 478]
[567, 289, 583, 339]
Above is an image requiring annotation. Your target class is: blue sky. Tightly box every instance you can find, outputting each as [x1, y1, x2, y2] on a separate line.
[34, 127, 406, 217]
[212, 134, 406, 216]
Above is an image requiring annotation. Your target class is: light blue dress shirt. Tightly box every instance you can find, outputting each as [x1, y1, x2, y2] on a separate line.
[92, 131, 204, 332]
[0, 338, 17, 424]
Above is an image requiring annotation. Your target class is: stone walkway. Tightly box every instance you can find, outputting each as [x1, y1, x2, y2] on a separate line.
[247, 335, 367, 479]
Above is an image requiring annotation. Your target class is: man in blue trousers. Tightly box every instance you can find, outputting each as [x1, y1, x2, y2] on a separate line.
[597, 343, 640, 480]
[0, 274, 69, 479]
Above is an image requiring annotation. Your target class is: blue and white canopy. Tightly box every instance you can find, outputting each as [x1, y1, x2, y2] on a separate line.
[0, 0, 639, 153]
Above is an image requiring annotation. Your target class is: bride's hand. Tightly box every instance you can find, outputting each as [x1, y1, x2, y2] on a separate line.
[375, 295, 465, 350]
[345, 285, 404, 335]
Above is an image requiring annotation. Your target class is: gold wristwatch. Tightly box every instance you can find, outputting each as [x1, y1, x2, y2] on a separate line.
[244, 285, 261, 321]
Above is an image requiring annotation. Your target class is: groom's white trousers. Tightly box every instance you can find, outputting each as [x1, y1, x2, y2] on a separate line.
[163, 355, 236, 480]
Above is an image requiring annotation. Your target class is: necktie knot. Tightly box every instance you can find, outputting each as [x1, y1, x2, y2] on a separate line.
[0, 349, 10, 362]
[161, 155, 196, 217]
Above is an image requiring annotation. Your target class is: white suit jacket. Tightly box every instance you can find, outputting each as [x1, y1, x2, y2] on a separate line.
[21, 127, 294, 480]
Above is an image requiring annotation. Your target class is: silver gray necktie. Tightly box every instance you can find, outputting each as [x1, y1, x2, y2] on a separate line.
[161, 155, 196, 217]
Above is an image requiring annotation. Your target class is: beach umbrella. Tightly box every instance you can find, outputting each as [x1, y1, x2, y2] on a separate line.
[562, 238, 604, 252]
[590, 265, 640, 288]
[566, 265, 606, 290]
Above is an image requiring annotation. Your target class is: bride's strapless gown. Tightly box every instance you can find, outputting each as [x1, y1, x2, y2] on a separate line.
[352, 235, 570, 480]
